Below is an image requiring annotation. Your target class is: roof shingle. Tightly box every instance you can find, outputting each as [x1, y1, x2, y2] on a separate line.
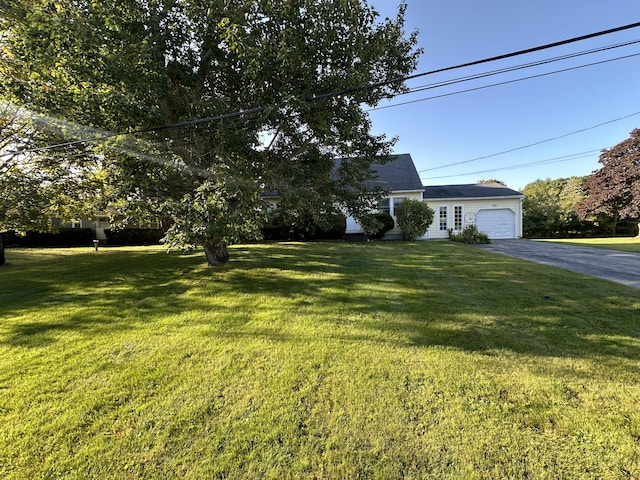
[423, 183, 524, 199]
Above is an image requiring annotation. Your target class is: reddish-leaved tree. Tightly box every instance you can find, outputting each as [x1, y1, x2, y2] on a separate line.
[577, 128, 640, 236]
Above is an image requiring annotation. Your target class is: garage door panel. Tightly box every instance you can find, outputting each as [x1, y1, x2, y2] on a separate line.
[476, 209, 515, 239]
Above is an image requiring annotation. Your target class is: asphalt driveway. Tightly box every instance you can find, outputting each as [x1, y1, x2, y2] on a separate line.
[473, 239, 640, 289]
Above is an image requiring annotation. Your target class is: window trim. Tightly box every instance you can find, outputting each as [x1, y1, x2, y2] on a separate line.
[378, 196, 408, 218]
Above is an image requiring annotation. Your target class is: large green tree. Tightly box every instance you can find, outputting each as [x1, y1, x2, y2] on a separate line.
[0, 0, 420, 265]
[577, 129, 640, 236]
[0, 102, 104, 266]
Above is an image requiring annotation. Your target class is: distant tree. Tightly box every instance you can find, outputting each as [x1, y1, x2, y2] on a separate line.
[395, 199, 434, 240]
[0, 104, 48, 266]
[477, 179, 507, 186]
[577, 129, 640, 236]
[522, 178, 564, 237]
[522, 177, 589, 237]
[557, 176, 589, 234]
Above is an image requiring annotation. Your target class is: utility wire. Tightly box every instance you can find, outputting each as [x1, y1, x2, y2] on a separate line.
[421, 149, 602, 180]
[371, 51, 640, 112]
[313, 21, 640, 99]
[418, 111, 640, 173]
[371, 38, 640, 107]
[4, 21, 640, 158]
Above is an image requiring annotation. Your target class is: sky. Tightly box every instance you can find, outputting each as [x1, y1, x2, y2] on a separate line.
[367, 0, 640, 190]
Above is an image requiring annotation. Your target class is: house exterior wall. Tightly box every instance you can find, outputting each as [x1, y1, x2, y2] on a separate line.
[423, 196, 523, 239]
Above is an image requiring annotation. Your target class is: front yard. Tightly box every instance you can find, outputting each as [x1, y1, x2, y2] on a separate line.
[541, 236, 640, 252]
[1, 242, 639, 478]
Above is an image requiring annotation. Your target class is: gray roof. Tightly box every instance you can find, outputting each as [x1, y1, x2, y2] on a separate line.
[264, 153, 423, 198]
[423, 183, 524, 200]
[342, 153, 423, 191]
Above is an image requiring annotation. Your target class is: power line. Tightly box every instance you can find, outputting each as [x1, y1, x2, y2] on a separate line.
[369, 40, 640, 111]
[4, 21, 640, 158]
[371, 52, 640, 112]
[421, 149, 602, 180]
[418, 111, 640, 173]
[313, 21, 640, 100]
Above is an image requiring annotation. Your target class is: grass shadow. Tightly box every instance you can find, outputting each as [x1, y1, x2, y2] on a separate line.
[1, 243, 639, 362]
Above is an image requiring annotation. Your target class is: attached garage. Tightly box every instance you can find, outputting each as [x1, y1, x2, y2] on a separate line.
[476, 209, 516, 239]
[423, 183, 524, 240]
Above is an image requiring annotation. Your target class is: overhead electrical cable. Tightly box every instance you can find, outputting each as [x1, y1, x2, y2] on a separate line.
[3, 21, 640, 158]
[369, 39, 640, 111]
[418, 111, 640, 173]
[313, 21, 640, 100]
[370, 51, 640, 112]
[421, 149, 603, 180]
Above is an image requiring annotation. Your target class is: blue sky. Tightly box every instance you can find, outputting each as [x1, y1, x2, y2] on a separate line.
[368, 0, 640, 190]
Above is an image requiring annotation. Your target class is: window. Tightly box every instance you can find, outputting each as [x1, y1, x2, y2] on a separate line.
[378, 198, 390, 215]
[454, 205, 463, 231]
[392, 197, 405, 216]
[439, 206, 448, 231]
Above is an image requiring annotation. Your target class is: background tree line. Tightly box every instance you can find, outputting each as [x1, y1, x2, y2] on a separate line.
[522, 128, 640, 238]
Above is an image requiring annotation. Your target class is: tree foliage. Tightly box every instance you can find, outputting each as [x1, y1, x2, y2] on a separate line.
[577, 129, 640, 236]
[0, 0, 421, 265]
[0, 102, 103, 265]
[522, 177, 586, 238]
[394, 199, 433, 241]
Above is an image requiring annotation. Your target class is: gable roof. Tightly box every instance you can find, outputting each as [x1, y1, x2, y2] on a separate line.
[264, 153, 424, 199]
[347, 153, 424, 192]
[423, 183, 524, 200]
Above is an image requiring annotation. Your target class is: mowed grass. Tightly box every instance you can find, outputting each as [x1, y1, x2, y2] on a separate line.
[1, 242, 639, 479]
[541, 236, 640, 253]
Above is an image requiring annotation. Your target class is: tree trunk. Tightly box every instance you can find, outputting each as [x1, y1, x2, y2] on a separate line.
[636, 221, 640, 238]
[203, 238, 229, 266]
[0, 233, 5, 267]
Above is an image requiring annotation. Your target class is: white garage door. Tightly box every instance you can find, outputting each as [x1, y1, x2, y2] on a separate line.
[476, 209, 515, 239]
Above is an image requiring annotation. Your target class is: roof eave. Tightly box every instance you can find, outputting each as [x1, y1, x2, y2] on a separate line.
[423, 195, 525, 201]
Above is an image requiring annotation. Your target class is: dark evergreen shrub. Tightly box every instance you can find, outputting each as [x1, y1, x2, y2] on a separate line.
[20, 228, 95, 247]
[359, 212, 395, 239]
[105, 228, 164, 245]
[261, 208, 346, 241]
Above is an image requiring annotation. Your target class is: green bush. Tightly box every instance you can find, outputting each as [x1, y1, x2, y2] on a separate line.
[315, 211, 347, 240]
[20, 228, 95, 247]
[395, 200, 434, 240]
[105, 228, 164, 246]
[358, 211, 395, 239]
[262, 208, 346, 241]
[450, 224, 492, 244]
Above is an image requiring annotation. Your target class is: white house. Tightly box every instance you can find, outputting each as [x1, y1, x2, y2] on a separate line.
[423, 183, 524, 239]
[344, 155, 524, 240]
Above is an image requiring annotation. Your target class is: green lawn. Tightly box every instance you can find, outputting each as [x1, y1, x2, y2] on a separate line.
[1, 242, 639, 479]
[540, 236, 640, 253]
